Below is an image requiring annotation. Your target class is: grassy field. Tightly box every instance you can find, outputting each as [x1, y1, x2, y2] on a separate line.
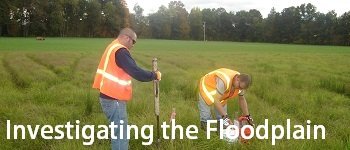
[0, 37, 349, 150]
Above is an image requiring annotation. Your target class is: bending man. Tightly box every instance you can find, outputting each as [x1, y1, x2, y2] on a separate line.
[198, 68, 252, 130]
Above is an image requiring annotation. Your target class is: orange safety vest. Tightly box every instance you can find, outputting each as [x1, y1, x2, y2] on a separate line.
[92, 39, 132, 100]
[199, 68, 241, 105]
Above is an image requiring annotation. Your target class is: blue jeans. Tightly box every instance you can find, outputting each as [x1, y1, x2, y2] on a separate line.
[100, 97, 128, 150]
[198, 93, 227, 122]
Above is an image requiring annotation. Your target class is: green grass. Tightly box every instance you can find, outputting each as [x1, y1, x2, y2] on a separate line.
[0, 37, 349, 149]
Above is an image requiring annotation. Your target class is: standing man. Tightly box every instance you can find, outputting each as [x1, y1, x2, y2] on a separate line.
[198, 68, 252, 130]
[92, 28, 161, 150]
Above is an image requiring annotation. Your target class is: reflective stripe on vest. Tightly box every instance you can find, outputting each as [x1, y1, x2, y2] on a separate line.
[96, 69, 131, 86]
[99, 44, 131, 88]
[92, 40, 132, 100]
[200, 77, 215, 103]
[215, 70, 230, 91]
[200, 71, 228, 104]
[199, 68, 240, 105]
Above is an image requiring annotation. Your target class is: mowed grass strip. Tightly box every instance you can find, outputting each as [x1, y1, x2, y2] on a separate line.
[0, 38, 349, 149]
[3, 53, 57, 89]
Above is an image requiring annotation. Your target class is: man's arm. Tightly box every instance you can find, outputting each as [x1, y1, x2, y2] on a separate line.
[213, 80, 233, 125]
[115, 48, 157, 82]
[238, 95, 249, 116]
[213, 94, 226, 117]
[238, 94, 254, 126]
[214, 77, 227, 117]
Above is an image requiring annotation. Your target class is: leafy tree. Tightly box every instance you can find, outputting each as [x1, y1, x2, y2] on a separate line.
[321, 11, 338, 45]
[215, 8, 231, 41]
[131, 3, 150, 38]
[189, 7, 203, 40]
[298, 3, 317, 43]
[114, 0, 130, 31]
[29, 0, 49, 36]
[0, 0, 12, 36]
[311, 11, 337, 45]
[280, 6, 301, 43]
[235, 10, 251, 41]
[47, 0, 65, 36]
[149, 5, 171, 39]
[202, 8, 218, 40]
[85, 0, 101, 37]
[336, 11, 350, 45]
[102, 1, 118, 37]
[168, 1, 190, 39]
[263, 8, 281, 42]
[0, 1, 349, 46]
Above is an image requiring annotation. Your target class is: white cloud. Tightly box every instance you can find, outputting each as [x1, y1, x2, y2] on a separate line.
[126, 0, 350, 17]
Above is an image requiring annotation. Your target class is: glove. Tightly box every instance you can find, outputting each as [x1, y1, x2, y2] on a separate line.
[155, 71, 161, 81]
[241, 114, 254, 126]
[222, 115, 233, 127]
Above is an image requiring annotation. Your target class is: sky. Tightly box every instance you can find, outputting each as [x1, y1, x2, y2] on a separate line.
[126, 0, 350, 18]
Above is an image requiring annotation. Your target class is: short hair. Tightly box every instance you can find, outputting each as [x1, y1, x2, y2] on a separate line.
[238, 73, 252, 89]
[118, 28, 136, 38]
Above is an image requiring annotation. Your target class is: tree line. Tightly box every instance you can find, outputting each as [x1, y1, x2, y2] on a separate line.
[0, 0, 130, 37]
[1, 0, 349, 45]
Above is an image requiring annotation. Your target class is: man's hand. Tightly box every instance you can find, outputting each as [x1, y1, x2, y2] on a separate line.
[246, 114, 254, 126]
[222, 115, 233, 127]
[155, 71, 162, 80]
[239, 114, 254, 126]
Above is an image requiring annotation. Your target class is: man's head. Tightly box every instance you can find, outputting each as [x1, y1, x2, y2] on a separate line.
[117, 28, 137, 49]
[233, 73, 252, 90]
